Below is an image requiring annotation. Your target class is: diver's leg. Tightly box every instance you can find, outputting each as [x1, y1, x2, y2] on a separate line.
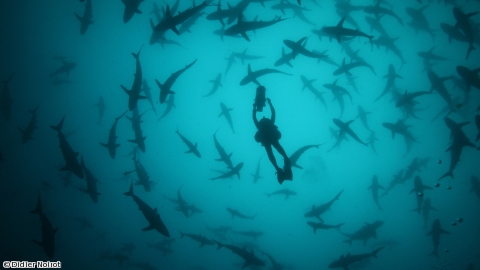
[272, 141, 290, 164]
[272, 141, 292, 180]
[265, 144, 285, 184]
[264, 144, 280, 170]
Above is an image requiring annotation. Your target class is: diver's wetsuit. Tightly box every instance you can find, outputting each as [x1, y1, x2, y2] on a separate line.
[253, 99, 292, 184]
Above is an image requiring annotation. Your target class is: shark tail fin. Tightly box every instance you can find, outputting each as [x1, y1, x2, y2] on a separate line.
[74, 13, 82, 21]
[29, 195, 43, 214]
[371, 246, 384, 258]
[132, 45, 144, 59]
[438, 171, 453, 181]
[50, 116, 65, 132]
[123, 182, 134, 196]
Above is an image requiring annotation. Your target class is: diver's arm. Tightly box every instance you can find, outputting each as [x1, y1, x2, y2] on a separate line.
[253, 103, 259, 128]
[268, 99, 275, 124]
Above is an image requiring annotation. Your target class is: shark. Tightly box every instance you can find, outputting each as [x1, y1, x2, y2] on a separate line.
[340, 220, 384, 245]
[325, 81, 352, 117]
[30, 196, 58, 259]
[121, 46, 147, 111]
[375, 64, 402, 102]
[122, 0, 144, 23]
[333, 119, 367, 146]
[453, 7, 478, 59]
[131, 150, 152, 192]
[240, 64, 291, 86]
[322, 16, 373, 43]
[74, 0, 93, 35]
[381, 169, 405, 197]
[233, 49, 266, 65]
[124, 182, 170, 237]
[156, 59, 197, 104]
[274, 47, 296, 67]
[213, 130, 234, 169]
[328, 247, 384, 270]
[203, 73, 222, 97]
[151, 1, 207, 38]
[51, 116, 84, 179]
[304, 190, 344, 221]
[283, 37, 327, 59]
[232, 230, 264, 240]
[356, 106, 372, 131]
[127, 107, 147, 153]
[428, 69, 454, 110]
[219, 102, 235, 133]
[100, 110, 128, 159]
[456, 65, 480, 92]
[368, 175, 384, 211]
[141, 80, 157, 115]
[300, 75, 327, 109]
[158, 94, 176, 121]
[406, 5, 435, 40]
[79, 157, 101, 203]
[333, 58, 376, 76]
[224, 12, 286, 42]
[226, 207, 256, 220]
[179, 231, 215, 248]
[214, 241, 265, 269]
[175, 128, 201, 158]
[19, 105, 40, 144]
[251, 157, 263, 183]
[93, 96, 106, 124]
[210, 162, 243, 180]
[265, 188, 297, 200]
[382, 119, 418, 154]
[427, 219, 450, 257]
[364, 2, 403, 26]
[409, 176, 432, 213]
[289, 144, 320, 169]
[438, 118, 476, 180]
[307, 221, 344, 233]
[50, 59, 76, 77]
[421, 198, 436, 227]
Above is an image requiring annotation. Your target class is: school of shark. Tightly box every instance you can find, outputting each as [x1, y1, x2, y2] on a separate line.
[1, 0, 480, 269]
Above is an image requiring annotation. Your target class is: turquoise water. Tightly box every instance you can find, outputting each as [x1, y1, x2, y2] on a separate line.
[1, 0, 480, 269]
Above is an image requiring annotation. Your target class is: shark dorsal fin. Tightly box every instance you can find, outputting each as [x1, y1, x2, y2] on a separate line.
[337, 16, 346, 28]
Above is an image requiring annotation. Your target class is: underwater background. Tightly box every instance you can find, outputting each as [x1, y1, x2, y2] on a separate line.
[1, 0, 480, 269]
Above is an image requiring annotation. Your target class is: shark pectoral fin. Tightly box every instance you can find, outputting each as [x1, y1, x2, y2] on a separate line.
[241, 32, 250, 42]
[31, 239, 43, 247]
[168, 91, 175, 94]
[74, 13, 82, 21]
[171, 26, 180, 35]
[100, 142, 109, 148]
[121, 85, 130, 95]
[115, 144, 121, 148]
[135, 9, 142, 14]
[185, 150, 192, 153]
[60, 166, 68, 171]
[142, 225, 155, 231]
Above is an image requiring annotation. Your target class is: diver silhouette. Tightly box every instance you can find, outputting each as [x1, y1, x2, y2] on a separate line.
[253, 91, 292, 184]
